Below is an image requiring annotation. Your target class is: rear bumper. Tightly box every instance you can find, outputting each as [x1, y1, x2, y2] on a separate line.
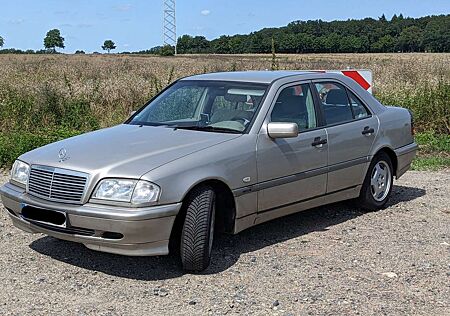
[0, 182, 181, 256]
[395, 142, 418, 178]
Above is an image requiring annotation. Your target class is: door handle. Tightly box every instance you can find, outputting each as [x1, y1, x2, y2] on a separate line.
[362, 126, 375, 135]
[311, 137, 327, 147]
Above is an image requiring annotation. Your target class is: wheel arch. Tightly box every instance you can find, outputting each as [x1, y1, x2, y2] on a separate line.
[372, 146, 398, 177]
[169, 178, 237, 252]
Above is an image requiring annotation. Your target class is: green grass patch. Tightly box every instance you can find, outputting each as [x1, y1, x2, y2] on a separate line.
[412, 132, 450, 171]
[412, 156, 450, 171]
[0, 128, 82, 167]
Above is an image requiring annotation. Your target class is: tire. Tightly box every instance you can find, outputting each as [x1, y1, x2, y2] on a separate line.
[358, 152, 394, 211]
[180, 185, 216, 272]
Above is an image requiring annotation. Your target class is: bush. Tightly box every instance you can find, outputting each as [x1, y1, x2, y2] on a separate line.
[159, 45, 175, 56]
[376, 78, 450, 134]
[0, 128, 81, 167]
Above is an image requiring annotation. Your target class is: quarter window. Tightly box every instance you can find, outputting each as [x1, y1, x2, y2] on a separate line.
[348, 90, 370, 119]
[271, 84, 317, 131]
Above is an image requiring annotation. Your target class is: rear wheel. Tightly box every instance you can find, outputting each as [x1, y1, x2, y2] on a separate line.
[358, 152, 393, 211]
[180, 186, 216, 272]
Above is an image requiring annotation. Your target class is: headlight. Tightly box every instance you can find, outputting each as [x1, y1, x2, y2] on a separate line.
[11, 160, 30, 187]
[93, 179, 160, 205]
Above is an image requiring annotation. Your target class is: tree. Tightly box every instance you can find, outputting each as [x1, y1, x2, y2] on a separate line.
[159, 45, 175, 56]
[102, 40, 116, 53]
[212, 35, 231, 53]
[75, 50, 85, 54]
[371, 35, 396, 52]
[44, 29, 65, 52]
[423, 17, 450, 52]
[271, 37, 279, 70]
[398, 26, 423, 52]
[0, 36, 4, 48]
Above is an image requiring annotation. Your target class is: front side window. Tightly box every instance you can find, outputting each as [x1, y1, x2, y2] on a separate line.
[271, 83, 317, 131]
[129, 81, 268, 133]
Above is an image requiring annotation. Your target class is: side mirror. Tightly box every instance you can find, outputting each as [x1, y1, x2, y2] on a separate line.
[267, 122, 299, 139]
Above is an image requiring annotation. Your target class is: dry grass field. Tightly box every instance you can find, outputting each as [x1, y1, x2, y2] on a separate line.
[0, 53, 449, 167]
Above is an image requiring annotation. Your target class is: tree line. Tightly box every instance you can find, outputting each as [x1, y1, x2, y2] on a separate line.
[176, 14, 450, 54]
[0, 14, 448, 55]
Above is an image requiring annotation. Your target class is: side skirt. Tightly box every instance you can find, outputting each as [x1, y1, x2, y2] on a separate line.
[233, 185, 361, 233]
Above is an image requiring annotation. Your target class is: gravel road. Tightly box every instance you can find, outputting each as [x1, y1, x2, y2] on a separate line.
[0, 170, 449, 315]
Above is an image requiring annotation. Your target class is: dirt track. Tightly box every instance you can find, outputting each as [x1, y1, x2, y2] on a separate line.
[0, 170, 449, 315]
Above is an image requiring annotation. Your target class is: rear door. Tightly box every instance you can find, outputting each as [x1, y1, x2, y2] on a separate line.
[312, 80, 379, 193]
[256, 81, 328, 212]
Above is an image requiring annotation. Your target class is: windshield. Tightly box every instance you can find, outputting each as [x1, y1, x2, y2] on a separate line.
[128, 80, 268, 133]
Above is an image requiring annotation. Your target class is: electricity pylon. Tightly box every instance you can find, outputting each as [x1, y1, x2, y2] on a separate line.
[163, 0, 177, 54]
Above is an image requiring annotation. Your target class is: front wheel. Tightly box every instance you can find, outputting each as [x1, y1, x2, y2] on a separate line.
[358, 152, 394, 211]
[180, 186, 216, 272]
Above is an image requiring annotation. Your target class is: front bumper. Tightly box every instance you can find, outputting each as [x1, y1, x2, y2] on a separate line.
[0, 182, 181, 256]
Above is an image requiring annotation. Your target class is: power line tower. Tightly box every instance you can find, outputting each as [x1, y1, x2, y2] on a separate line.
[163, 0, 177, 55]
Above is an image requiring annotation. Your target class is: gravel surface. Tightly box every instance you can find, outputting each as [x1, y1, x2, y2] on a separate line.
[0, 170, 449, 315]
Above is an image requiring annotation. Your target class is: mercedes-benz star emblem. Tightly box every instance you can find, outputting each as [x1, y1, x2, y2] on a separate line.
[58, 148, 69, 162]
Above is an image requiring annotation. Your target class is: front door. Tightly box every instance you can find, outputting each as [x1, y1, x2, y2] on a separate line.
[256, 82, 328, 212]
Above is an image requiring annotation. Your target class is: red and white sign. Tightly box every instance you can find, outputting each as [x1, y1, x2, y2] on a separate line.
[315, 70, 373, 94]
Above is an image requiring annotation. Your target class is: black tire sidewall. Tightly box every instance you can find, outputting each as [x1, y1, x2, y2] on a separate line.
[180, 186, 216, 271]
[201, 192, 215, 268]
[360, 152, 394, 210]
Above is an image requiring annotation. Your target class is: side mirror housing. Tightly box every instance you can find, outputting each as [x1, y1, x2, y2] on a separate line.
[267, 122, 299, 139]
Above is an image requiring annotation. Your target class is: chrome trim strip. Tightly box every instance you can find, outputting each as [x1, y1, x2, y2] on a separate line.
[236, 184, 360, 219]
[233, 156, 370, 197]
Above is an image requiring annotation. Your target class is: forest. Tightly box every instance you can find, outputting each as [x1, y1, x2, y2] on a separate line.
[176, 14, 450, 54]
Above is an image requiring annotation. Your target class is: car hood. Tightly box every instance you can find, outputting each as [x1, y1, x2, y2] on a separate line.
[20, 124, 241, 178]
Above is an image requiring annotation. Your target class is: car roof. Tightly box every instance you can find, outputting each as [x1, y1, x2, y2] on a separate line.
[181, 70, 318, 84]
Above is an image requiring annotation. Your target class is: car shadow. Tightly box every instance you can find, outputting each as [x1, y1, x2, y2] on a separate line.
[29, 184, 425, 281]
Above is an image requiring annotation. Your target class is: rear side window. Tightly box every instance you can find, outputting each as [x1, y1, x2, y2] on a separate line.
[314, 82, 370, 125]
[271, 84, 317, 131]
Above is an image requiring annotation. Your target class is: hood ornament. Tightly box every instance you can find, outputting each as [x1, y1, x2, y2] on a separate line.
[58, 148, 69, 162]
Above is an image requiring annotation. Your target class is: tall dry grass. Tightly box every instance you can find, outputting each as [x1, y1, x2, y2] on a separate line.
[0, 53, 449, 166]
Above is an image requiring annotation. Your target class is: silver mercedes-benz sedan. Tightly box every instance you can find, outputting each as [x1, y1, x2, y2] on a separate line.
[0, 71, 417, 271]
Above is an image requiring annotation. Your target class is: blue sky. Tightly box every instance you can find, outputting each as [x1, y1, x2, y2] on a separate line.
[1, 0, 449, 53]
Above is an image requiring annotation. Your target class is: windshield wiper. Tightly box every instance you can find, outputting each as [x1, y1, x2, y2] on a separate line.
[172, 125, 242, 134]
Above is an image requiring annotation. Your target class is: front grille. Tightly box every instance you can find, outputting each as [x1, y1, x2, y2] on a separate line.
[28, 166, 88, 203]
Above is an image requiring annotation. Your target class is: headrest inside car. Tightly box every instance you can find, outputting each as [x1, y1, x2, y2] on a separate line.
[224, 93, 247, 103]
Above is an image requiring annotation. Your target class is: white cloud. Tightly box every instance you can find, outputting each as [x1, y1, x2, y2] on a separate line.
[114, 4, 132, 12]
[201, 9, 211, 16]
[9, 18, 25, 25]
[77, 23, 93, 28]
